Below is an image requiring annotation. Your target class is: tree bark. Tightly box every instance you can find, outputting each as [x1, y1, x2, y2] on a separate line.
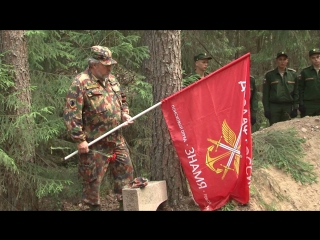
[143, 30, 189, 208]
[0, 30, 38, 210]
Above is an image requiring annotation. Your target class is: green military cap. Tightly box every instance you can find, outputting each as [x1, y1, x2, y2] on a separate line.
[194, 53, 212, 62]
[276, 51, 288, 58]
[91, 45, 117, 65]
[309, 49, 320, 56]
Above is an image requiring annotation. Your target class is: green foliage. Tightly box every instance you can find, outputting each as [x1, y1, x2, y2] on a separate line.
[220, 201, 235, 211]
[61, 30, 149, 71]
[0, 55, 16, 147]
[0, 52, 77, 207]
[1, 30, 152, 209]
[252, 128, 317, 185]
[128, 78, 153, 106]
[181, 30, 240, 76]
[26, 30, 75, 71]
[0, 149, 18, 172]
[1, 159, 80, 200]
[24, 163, 75, 198]
[249, 30, 320, 77]
[122, 77, 153, 178]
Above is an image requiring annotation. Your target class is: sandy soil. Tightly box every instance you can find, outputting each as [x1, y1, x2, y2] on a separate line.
[243, 116, 320, 211]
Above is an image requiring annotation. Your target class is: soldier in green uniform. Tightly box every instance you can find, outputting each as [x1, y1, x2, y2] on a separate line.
[262, 51, 299, 126]
[298, 49, 320, 118]
[183, 53, 212, 88]
[250, 75, 258, 126]
[63, 46, 134, 211]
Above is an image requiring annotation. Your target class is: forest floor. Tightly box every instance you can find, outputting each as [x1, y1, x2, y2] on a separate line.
[57, 116, 320, 211]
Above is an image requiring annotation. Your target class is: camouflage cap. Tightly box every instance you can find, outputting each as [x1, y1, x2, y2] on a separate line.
[194, 53, 212, 62]
[309, 49, 320, 57]
[276, 51, 288, 58]
[91, 46, 117, 65]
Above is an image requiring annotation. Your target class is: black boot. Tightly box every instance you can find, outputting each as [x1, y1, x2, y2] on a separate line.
[89, 205, 101, 211]
[118, 201, 124, 211]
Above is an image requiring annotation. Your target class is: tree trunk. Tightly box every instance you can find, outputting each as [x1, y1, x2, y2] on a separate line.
[143, 30, 189, 209]
[0, 30, 38, 210]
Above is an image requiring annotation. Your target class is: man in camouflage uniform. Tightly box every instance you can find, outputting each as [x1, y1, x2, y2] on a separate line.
[262, 51, 299, 126]
[298, 49, 320, 118]
[250, 75, 258, 126]
[182, 53, 212, 88]
[63, 46, 134, 211]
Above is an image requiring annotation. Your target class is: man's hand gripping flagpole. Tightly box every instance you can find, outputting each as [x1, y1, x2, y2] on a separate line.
[64, 102, 162, 161]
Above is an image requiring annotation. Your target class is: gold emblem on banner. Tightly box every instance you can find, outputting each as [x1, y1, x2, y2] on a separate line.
[206, 119, 241, 180]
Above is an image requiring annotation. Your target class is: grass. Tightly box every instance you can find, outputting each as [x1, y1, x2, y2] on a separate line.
[252, 128, 317, 185]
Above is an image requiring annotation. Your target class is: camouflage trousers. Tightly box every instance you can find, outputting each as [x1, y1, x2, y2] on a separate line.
[78, 136, 133, 206]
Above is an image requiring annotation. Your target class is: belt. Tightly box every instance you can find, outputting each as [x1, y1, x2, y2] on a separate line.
[95, 139, 116, 147]
[106, 142, 116, 147]
[269, 101, 293, 105]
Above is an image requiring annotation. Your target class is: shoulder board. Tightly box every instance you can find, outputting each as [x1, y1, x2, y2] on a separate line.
[78, 73, 90, 82]
[108, 74, 118, 83]
[287, 68, 296, 72]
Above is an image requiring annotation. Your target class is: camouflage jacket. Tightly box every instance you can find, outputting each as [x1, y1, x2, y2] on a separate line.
[63, 68, 129, 143]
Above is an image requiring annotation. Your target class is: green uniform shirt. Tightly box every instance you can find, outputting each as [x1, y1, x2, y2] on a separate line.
[262, 67, 298, 112]
[298, 65, 320, 105]
[182, 71, 210, 88]
[250, 76, 258, 117]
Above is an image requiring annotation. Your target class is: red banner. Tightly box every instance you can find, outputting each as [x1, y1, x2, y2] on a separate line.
[161, 53, 252, 211]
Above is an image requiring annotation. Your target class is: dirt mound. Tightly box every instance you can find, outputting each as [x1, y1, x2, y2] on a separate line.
[235, 116, 320, 211]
